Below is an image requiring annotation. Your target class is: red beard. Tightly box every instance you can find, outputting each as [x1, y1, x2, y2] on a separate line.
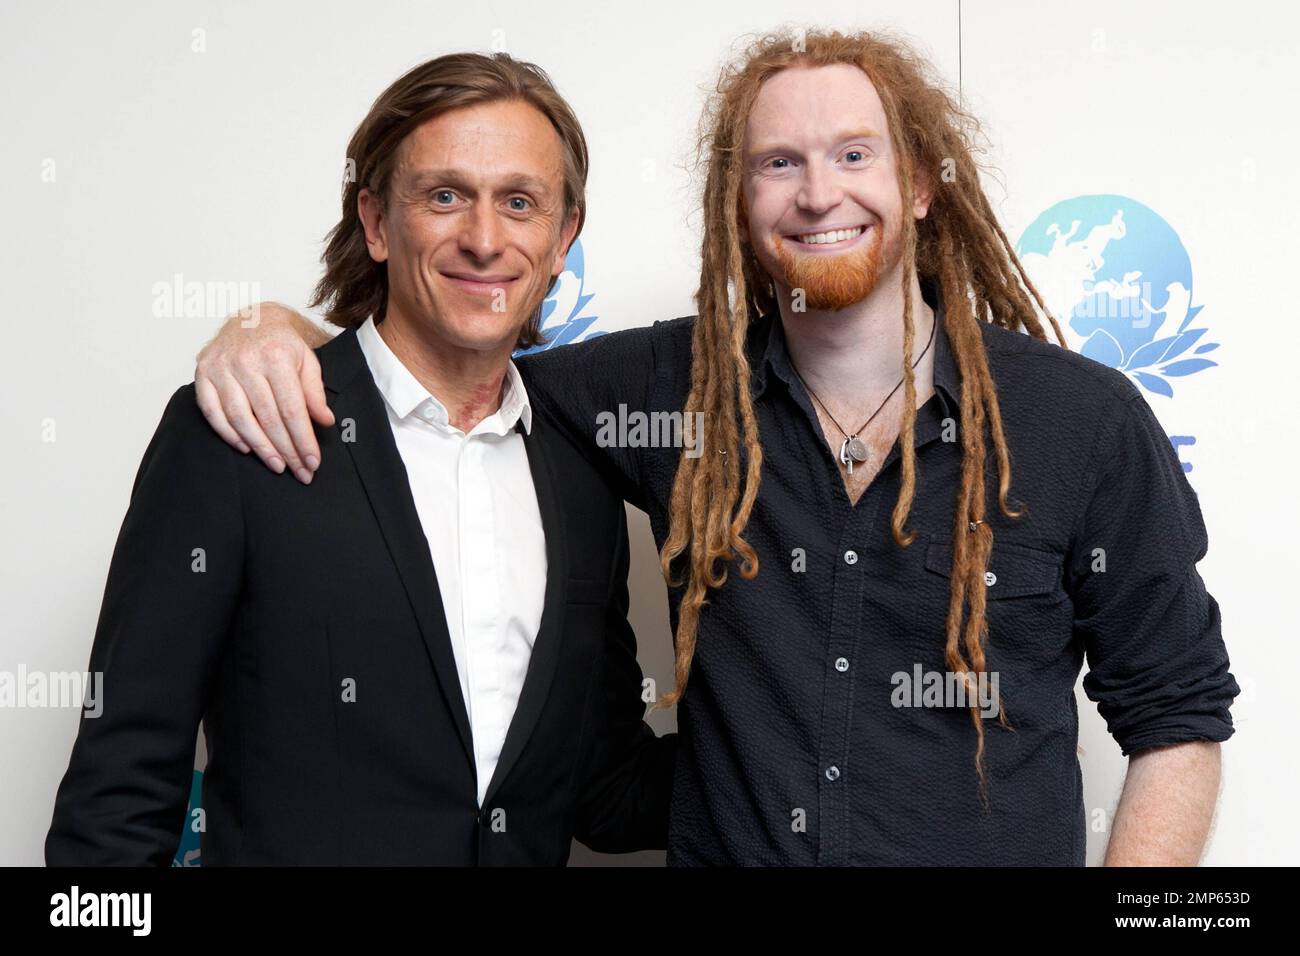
[771, 222, 888, 311]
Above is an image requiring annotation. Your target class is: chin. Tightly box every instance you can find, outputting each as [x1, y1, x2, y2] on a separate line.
[444, 313, 528, 352]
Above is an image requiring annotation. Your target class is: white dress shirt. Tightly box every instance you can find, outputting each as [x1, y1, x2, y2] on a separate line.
[356, 317, 548, 807]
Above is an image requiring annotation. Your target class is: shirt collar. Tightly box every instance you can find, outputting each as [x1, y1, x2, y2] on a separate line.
[750, 275, 959, 418]
[355, 316, 533, 436]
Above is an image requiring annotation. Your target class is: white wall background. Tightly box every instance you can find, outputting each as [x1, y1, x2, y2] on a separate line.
[2, 0, 1295, 866]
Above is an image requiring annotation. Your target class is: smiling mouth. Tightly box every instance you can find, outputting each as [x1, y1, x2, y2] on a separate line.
[440, 272, 520, 295]
[786, 225, 869, 247]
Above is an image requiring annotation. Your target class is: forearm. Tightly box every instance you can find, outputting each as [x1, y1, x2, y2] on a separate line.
[1104, 740, 1221, 866]
[226, 301, 332, 348]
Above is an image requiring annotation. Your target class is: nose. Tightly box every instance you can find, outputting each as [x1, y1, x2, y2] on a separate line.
[796, 161, 844, 217]
[458, 201, 505, 261]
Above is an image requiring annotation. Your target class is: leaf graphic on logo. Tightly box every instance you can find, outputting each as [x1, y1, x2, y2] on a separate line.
[1160, 358, 1218, 377]
[1177, 303, 1204, 333]
[538, 295, 559, 326]
[1194, 342, 1220, 354]
[1133, 371, 1174, 397]
[1123, 335, 1178, 371]
[1158, 327, 1208, 364]
[546, 315, 598, 349]
[1081, 328, 1124, 368]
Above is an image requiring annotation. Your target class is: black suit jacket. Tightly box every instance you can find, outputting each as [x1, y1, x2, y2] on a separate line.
[46, 328, 676, 865]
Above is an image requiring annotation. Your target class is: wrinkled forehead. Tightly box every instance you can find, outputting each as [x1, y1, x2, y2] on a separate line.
[744, 63, 890, 152]
[392, 99, 566, 190]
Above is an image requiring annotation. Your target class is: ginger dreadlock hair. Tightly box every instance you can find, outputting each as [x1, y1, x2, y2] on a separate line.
[654, 28, 1067, 805]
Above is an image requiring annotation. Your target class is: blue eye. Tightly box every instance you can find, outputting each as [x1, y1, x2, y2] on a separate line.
[844, 150, 865, 163]
[508, 196, 530, 211]
[433, 190, 456, 204]
[770, 158, 790, 169]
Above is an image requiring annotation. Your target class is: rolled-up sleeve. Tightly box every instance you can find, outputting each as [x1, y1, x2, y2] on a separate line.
[1068, 389, 1238, 756]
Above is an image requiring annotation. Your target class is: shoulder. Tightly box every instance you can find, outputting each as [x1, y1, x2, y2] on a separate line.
[977, 321, 1156, 449]
[515, 318, 696, 420]
[979, 321, 1143, 411]
[516, 317, 694, 380]
[975, 322, 1163, 486]
[127, 383, 243, 501]
[153, 383, 235, 453]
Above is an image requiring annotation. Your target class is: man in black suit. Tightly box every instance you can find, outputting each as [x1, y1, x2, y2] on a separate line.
[46, 52, 675, 865]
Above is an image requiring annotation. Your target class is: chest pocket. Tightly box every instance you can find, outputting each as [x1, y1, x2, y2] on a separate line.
[924, 534, 1064, 600]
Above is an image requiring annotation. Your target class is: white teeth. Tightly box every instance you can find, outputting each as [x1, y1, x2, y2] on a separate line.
[795, 226, 865, 245]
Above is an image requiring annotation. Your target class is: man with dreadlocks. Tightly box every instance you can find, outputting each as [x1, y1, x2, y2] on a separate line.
[193, 30, 1236, 865]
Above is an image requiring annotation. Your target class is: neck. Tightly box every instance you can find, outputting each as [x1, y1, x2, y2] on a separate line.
[377, 306, 514, 433]
[776, 265, 936, 411]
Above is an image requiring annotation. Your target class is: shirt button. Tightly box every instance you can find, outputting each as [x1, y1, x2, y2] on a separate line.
[985, 571, 997, 586]
[835, 657, 849, 673]
[825, 766, 841, 782]
[843, 550, 858, 565]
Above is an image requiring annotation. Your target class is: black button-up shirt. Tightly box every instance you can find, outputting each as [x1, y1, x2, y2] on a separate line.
[519, 277, 1237, 866]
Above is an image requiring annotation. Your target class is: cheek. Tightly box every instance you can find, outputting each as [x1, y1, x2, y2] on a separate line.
[385, 224, 429, 274]
[521, 222, 560, 263]
[744, 185, 778, 238]
[866, 169, 906, 219]
[740, 205, 782, 274]
[402, 207, 454, 248]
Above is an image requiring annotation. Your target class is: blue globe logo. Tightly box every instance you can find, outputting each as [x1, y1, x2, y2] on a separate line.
[514, 238, 609, 356]
[1015, 195, 1218, 397]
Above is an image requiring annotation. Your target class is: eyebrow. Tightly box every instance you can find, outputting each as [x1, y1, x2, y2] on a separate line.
[406, 168, 555, 197]
[747, 128, 882, 157]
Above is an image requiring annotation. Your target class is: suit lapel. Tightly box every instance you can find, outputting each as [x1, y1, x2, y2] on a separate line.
[482, 412, 570, 808]
[318, 329, 476, 777]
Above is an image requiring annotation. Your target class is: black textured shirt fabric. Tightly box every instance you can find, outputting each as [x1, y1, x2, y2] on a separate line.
[518, 277, 1238, 866]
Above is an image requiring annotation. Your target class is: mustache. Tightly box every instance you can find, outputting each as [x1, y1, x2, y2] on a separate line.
[769, 223, 886, 311]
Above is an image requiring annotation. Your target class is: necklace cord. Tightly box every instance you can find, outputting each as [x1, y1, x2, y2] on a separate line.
[791, 307, 938, 442]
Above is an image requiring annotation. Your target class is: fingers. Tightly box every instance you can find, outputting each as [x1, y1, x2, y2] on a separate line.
[265, 360, 320, 480]
[212, 373, 285, 474]
[302, 349, 335, 429]
[242, 374, 311, 483]
[191, 302, 329, 482]
[195, 375, 251, 454]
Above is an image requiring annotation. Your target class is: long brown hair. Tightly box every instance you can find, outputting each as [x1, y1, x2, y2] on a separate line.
[655, 29, 1067, 805]
[309, 52, 589, 349]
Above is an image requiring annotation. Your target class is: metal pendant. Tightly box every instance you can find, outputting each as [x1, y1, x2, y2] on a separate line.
[846, 436, 870, 463]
